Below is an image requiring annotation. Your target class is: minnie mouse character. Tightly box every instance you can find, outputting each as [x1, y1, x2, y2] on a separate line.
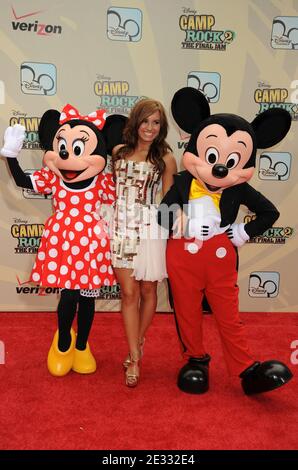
[158, 87, 293, 395]
[1, 105, 126, 377]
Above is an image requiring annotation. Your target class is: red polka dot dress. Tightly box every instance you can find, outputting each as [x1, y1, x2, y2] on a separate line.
[30, 167, 117, 289]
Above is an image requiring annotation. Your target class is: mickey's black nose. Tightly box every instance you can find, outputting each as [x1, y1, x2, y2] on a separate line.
[59, 149, 69, 160]
[212, 164, 228, 178]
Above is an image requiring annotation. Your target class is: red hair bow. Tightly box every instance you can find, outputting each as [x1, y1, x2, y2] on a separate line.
[59, 104, 106, 130]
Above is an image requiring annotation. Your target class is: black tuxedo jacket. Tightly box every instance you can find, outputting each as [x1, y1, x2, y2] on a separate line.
[158, 170, 279, 238]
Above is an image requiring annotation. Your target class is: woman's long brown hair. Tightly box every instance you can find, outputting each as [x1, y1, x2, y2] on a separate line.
[112, 99, 172, 175]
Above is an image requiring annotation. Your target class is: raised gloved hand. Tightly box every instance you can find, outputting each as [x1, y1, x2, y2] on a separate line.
[188, 214, 227, 241]
[227, 222, 250, 247]
[1, 124, 26, 158]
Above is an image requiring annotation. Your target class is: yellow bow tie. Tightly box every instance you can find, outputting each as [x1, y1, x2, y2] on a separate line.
[189, 179, 221, 211]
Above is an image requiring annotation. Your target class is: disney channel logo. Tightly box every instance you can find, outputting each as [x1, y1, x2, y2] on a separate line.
[271, 16, 298, 50]
[107, 7, 142, 42]
[187, 71, 221, 103]
[259, 152, 292, 181]
[22, 170, 52, 200]
[248, 272, 279, 298]
[179, 9, 235, 51]
[21, 62, 56, 96]
[175, 71, 221, 147]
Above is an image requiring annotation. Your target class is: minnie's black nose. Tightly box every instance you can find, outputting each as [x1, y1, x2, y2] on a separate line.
[59, 149, 69, 160]
[212, 164, 228, 178]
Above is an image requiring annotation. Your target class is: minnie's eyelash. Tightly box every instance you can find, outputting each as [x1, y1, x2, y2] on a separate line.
[80, 136, 88, 142]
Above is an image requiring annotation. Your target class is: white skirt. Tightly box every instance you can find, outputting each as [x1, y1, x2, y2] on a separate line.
[132, 206, 168, 282]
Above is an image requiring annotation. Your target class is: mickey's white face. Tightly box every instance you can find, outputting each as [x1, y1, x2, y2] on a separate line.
[183, 124, 255, 192]
[43, 124, 106, 183]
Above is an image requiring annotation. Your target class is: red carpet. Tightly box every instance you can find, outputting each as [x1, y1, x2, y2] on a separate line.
[0, 312, 297, 450]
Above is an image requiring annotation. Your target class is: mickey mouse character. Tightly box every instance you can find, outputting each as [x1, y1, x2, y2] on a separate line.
[1, 105, 126, 377]
[158, 87, 293, 395]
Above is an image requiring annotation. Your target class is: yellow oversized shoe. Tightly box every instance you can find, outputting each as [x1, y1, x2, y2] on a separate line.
[47, 329, 76, 377]
[72, 342, 97, 374]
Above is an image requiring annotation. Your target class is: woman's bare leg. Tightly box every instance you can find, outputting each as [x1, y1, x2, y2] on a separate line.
[139, 280, 158, 344]
[114, 268, 140, 358]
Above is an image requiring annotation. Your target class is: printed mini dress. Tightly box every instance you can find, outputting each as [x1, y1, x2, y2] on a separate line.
[30, 167, 116, 289]
[111, 159, 168, 282]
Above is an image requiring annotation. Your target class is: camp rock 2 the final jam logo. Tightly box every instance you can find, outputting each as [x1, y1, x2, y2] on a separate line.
[244, 214, 293, 245]
[254, 82, 298, 120]
[94, 75, 145, 115]
[179, 8, 235, 51]
[10, 111, 41, 150]
[11, 219, 44, 254]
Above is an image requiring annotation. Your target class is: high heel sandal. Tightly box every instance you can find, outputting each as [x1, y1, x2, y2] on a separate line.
[123, 337, 145, 369]
[125, 353, 140, 388]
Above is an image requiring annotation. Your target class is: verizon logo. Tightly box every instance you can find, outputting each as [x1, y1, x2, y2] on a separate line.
[16, 284, 61, 295]
[11, 6, 62, 35]
[16, 276, 61, 296]
[12, 20, 62, 35]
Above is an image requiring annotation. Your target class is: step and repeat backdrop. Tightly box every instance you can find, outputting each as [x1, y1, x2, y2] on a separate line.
[0, 0, 297, 312]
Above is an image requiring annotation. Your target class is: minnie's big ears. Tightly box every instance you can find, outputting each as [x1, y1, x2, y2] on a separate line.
[102, 114, 128, 155]
[251, 108, 291, 149]
[38, 109, 60, 150]
[171, 87, 210, 134]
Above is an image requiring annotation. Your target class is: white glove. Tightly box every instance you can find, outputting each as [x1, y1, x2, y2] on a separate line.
[1, 124, 26, 158]
[227, 223, 250, 247]
[188, 214, 226, 241]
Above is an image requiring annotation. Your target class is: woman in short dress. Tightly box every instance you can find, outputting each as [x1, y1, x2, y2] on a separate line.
[111, 99, 177, 387]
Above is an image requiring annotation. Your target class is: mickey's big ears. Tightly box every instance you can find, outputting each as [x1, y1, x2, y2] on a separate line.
[171, 87, 210, 134]
[102, 114, 128, 155]
[251, 108, 291, 149]
[38, 109, 61, 150]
